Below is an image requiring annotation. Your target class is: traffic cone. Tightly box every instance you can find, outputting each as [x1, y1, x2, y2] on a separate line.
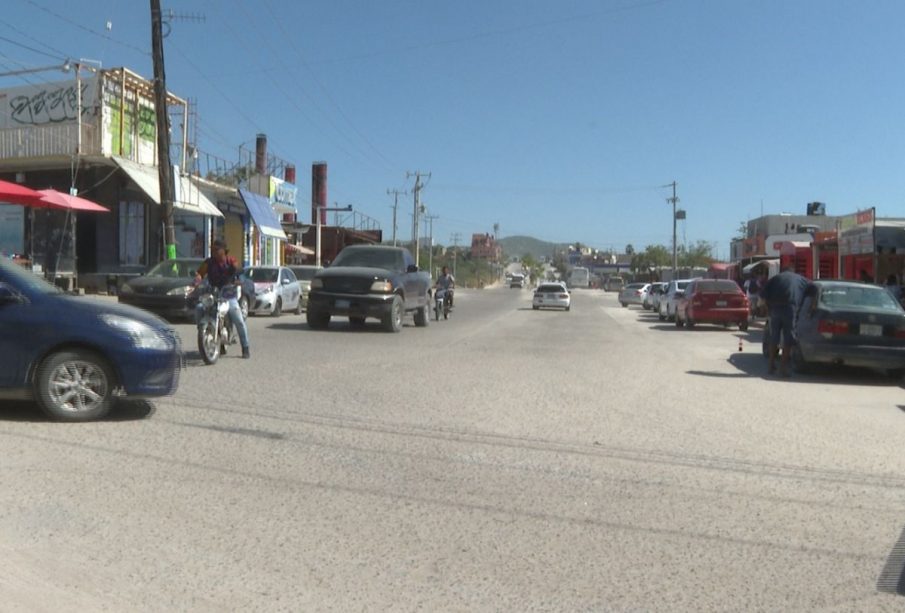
[738, 337, 743, 352]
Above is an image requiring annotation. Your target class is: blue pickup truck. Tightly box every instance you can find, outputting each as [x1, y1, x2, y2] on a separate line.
[306, 245, 432, 332]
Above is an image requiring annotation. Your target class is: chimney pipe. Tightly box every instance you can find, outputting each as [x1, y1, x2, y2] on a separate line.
[255, 133, 267, 175]
[285, 164, 296, 184]
[312, 162, 327, 225]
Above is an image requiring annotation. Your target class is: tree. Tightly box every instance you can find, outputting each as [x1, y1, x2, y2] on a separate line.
[734, 221, 748, 240]
[625, 244, 635, 255]
[630, 244, 670, 277]
[679, 240, 716, 268]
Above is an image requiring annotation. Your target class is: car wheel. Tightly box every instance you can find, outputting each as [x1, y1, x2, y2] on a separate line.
[35, 350, 115, 421]
[532, 305, 539, 310]
[620, 302, 627, 307]
[271, 297, 282, 317]
[565, 305, 570, 311]
[295, 296, 303, 315]
[738, 320, 748, 331]
[306, 309, 330, 330]
[675, 315, 684, 328]
[239, 295, 249, 320]
[383, 295, 404, 333]
[658, 311, 665, 321]
[414, 303, 429, 327]
[686, 318, 695, 329]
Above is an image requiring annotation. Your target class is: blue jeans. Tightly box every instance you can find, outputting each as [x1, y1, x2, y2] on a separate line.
[195, 297, 249, 349]
[769, 305, 794, 347]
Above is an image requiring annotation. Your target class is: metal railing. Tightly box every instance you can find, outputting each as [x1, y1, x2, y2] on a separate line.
[0, 122, 100, 160]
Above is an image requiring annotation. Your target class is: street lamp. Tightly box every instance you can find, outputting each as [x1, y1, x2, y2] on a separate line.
[316, 204, 352, 268]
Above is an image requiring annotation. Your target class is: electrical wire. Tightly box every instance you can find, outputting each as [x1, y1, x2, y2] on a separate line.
[23, 0, 149, 56]
[0, 20, 72, 60]
[0, 34, 66, 62]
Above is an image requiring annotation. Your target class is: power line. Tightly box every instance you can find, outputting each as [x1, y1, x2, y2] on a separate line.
[0, 34, 66, 62]
[24, 0, 150, 56]
[0, 19, 73, 59]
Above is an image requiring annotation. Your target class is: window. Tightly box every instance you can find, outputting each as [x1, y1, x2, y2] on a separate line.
[118, 201, 144, 266]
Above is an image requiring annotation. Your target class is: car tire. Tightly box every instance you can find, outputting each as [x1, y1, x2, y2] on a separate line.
[239, 295, 249, 320]
[565, 305, 570, 311]
[658, 311, 665, 321]
[383, 295, 404, 333]
[414, 303, 429, 327]
[532, 305, 539, 310]
[35, 350, 115, 421]
[675, 316, 684, 328]
[686, 318, 695, 328]
[620, 302, 627, 307]
[307, 309, 330, 330]
[295, 297, 303, 315]
[272, 297, 282, 317]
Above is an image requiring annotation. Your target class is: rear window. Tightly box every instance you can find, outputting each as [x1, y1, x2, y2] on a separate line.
[694, 280, 740, 293]
[676, 281, 690, 291]
[538, 285, 566, 293]
[626, 283, 646, 289]
[819, 285, 902, 311]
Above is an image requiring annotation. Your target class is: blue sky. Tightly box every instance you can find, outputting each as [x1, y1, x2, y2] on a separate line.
[2, 0, 904, 259]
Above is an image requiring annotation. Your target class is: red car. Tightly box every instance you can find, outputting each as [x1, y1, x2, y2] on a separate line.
[676, 279, 750, 330]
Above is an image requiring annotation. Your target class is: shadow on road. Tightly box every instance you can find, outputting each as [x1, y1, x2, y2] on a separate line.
[267, 320, 417, 333]
[0, 398, 156, 422]
[877, 524, 905, 596]
[721, 351, 903, 386]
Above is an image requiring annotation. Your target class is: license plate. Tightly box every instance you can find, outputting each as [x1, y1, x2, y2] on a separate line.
[335, 299, 350, 309]
[716, 300, 727, 307]
[861, 324, 882, 336]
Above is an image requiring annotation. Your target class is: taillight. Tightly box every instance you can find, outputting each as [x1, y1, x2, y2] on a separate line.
[818, 319, 849, 337]
[895, 328, 905, 339]
[559, 294, 569, 298]
[635, 290, 642, 296]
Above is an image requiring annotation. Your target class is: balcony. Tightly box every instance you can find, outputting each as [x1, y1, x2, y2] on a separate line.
[0, 122, 101, 163]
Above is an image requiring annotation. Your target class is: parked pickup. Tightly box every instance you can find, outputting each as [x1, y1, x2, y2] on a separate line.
[306, 245, 432, 332]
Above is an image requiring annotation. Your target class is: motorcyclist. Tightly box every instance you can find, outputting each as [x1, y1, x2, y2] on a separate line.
[194, 240, 250, 359]
[435, 266, 456, 308]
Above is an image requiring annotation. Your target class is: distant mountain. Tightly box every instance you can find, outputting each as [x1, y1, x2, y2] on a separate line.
[498, 236, 566, 261]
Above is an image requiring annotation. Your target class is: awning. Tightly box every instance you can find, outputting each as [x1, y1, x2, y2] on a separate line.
[285, 243, 314, 255]
[742, 259, 778, 274]
[239, 188, 287, 240]
[114, 157, 223, 218]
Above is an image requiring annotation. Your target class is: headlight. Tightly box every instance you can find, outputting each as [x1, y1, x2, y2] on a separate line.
[370, 280, 393, 293]
[99, 314, 171, 350]
[310, 278, 323, 290]
[166, 285, 193, 296]
[257, 284, 274, 294]
[119, 284, 134, 295]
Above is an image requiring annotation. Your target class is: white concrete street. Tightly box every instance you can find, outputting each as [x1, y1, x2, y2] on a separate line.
[3, 287, 905, 611]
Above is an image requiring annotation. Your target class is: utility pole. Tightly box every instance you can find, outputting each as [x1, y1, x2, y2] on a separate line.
[666, 181, 679, 278]
[406, 171, 430, 266]
[386, 188, 407, 246]
[150, 0, 176, 260]
[450, 232, 461, 278]
[425, 214, 439, 278]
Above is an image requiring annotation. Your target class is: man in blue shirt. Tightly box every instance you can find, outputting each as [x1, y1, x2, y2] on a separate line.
[760, 267, 808, 377]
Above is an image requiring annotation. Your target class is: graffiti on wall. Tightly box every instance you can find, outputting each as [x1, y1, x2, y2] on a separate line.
[0, 78, 97, 128]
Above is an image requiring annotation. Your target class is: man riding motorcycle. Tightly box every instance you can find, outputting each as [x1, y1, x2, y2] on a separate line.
[435, 266, 455, 308]
[194, 240, 250, 359]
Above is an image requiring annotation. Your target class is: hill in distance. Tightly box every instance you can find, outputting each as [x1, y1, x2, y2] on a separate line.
[498, 236, 567, 261]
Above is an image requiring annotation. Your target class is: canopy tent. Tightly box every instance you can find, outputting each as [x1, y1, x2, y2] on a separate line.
[114, 156, 224, 218]
[285, 242, 314, 255]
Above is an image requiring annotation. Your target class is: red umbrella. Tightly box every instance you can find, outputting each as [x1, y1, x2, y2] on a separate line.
[36, 189, 110, 213]
[0, 179, 44, 206]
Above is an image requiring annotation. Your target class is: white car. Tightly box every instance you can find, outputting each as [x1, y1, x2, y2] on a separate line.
[658, 279, 695, 321]
[245, 266, 302, 316]
[618, 283, 650, 307]
[645, 282, 667, 311]
[532, 282, 571, 311]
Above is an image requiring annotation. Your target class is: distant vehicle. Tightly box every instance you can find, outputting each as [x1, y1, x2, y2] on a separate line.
[567, 267, 590, 289]
[510, 273, 526, 289]
[675, 279, 749, 330]
[117, 257, 203, 320]
[244, 266, 302, 316]
[768, 280, 905, 377]
[288, 265, 323, 310]
[306, 245, 431, 332]
[0, 258, 181, 421]
[619, 283, 650, 307]
[658, 279, 694, 321]
[604, 276, 625, 292]
[533, 282, 571, 311]
[645, 282, 667, 311]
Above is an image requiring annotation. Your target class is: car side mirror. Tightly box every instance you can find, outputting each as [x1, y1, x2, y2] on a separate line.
[407, 264, 419, 273]
[282, 278, 290, 285]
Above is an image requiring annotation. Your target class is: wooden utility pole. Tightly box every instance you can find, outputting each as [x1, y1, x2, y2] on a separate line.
[387, 188, 407, 246]
[151, 0, 176, 260]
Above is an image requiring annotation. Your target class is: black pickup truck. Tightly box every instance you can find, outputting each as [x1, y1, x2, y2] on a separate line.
[306, 245, 432, 332]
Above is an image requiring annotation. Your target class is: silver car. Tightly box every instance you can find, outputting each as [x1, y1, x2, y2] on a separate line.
[619, 283, 650, 307]
[658, 279, 695, 321]
[645, 282, 668, 311]
[289, 265, 323, 310]
[245, 266, 302, 316]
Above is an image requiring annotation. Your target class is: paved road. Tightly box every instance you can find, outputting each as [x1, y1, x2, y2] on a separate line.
[3, 287, 905, 611]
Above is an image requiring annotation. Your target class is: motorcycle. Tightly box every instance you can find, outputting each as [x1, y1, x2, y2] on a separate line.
[195, 283, 240, 365]
[434, 287, 452, 321]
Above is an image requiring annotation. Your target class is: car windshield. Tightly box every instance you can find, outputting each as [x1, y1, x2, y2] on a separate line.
[819, 285, 903, 311]
[332, 248, 403, 270]
[145, 259, 201, 278]
[0, 258, 62, 294]
[291, 267, 319, 281]
[246, 268, 279, 283]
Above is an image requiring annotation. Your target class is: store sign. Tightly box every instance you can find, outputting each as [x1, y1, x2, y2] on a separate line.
[838, 208, 875, 256]
[269, 177, 297, 212]
[0, 204, 24, 255]
[763, 233, 812, 257]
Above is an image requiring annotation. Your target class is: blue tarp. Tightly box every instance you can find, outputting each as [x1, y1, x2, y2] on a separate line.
[239, 188, 287, 240]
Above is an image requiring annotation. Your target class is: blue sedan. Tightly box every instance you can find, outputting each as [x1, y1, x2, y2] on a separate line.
[0, 259, 181, 421]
